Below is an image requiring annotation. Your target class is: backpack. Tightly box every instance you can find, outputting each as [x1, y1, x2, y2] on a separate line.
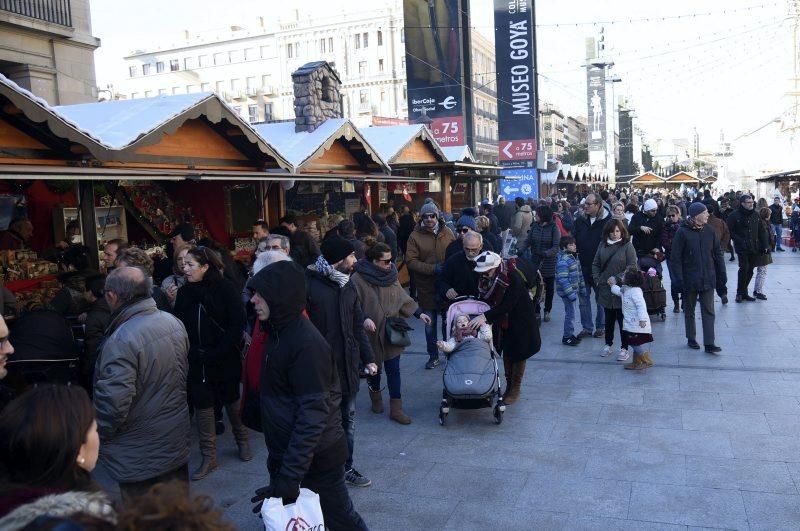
[553, 214, 569, 237]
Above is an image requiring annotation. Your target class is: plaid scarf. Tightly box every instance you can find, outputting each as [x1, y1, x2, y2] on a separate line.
[478, 259, 511, 310]
[313, 255, 350, 288]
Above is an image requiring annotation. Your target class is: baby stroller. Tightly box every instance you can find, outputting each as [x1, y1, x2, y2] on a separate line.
[439, 298, 505, 426]
[637, 255, 667, 321]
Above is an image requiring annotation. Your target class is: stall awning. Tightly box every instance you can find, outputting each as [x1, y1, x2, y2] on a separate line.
[756, 169, 800, 182]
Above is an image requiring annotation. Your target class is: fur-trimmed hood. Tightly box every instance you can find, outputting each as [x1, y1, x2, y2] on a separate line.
[0, 490, 116, 530]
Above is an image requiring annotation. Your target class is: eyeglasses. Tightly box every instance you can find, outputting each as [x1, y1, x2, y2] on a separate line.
[376, 258, 393, 264]
[585, 201, 598, 206]
[421, 213, 437, 220]
[464, 247, 481, 254]
[459, 227, 470, 234]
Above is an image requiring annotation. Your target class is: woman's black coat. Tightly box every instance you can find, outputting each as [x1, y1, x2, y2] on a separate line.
[483, 270, 541, 363]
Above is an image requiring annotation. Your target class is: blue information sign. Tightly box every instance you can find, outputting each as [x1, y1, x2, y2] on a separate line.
[497, 168, 538, 200]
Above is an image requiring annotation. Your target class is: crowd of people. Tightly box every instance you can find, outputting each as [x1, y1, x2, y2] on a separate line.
[0, 186, 796, 529]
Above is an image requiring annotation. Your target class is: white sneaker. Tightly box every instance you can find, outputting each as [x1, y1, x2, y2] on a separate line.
[600, 345, 612, 357]
[617, 348, 630, 361]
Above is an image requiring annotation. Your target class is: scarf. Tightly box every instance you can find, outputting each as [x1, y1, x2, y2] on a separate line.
[313, 255, 350, 287]
[478, 260, 511, 310]
[354, 259, 398, 287]
[607, 238, 621, 245]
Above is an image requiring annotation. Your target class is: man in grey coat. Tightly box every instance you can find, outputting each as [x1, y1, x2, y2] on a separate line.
[94, 266, 191, 501]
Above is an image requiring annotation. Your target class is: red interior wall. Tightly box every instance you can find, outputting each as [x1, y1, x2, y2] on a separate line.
[0, 180, 78, 253]
[173, 181, 231, 247]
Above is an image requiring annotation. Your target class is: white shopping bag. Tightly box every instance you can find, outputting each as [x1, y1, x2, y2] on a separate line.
[500, 229, 518, 258]
[261, 488, 325, 531]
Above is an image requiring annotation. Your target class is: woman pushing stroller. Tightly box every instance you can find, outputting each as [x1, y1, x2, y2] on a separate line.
[467, 251, 541, 405]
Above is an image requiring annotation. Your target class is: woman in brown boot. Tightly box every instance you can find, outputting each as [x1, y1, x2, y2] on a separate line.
[351, 242, 431, 424]
[174, 247, 251, 481]
[471, 252, 541, 405]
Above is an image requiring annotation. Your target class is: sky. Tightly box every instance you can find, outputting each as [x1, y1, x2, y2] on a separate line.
[90, 0, 797, 174]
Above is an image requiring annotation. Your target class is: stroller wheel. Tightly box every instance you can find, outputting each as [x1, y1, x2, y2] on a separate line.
[493, 406, 503, 425]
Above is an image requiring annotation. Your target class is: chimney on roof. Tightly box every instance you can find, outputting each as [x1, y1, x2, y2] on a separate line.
[291, 61, 342, 133]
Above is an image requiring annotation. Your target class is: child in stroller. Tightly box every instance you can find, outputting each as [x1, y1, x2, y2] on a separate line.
[436, 313, 492, 353]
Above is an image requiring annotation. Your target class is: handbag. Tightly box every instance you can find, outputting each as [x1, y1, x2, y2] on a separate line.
[385, 316, 413, 347]
[262, 488, 324, 531]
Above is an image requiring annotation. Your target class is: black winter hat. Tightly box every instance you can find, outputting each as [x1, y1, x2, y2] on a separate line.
[168, 223, 195, 242]
[320, 236, 355, 265]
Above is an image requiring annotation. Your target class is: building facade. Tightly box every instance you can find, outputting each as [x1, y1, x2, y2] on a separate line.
[0, 0, 99, 104]
[539, 101, 565, 159]
[112, 1, 499, 161]
[563, 115, 587, 149]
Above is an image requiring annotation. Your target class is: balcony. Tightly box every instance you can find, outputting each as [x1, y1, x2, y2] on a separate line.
[475, 136, 497, 145]
[475, 108, 498, 122]
[0, 0, 72, 27]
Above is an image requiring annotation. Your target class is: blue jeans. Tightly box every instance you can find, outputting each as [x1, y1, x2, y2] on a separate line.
[578, 283, 605, 332]
[561, 295, 576, 337]
[773, 224, 783, 249]
[340, 393, 356, 469]
[368, 356, 402, 399]
[424, 309, 439, 355]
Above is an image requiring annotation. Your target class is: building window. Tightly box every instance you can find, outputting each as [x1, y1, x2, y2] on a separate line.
[215, 52, 230, 65]
[260, 45, 270, 58]
[128, 65, 138, 78]
[358, 61, 367, 76]
[264, 102, 274, 121]
[248, 104, 258, 123]
[363, 32, 369, 47]
[130, 92, 138, 99]
[230, 50, 242, 63]
[158, 88, 167, 96]
[328, 37, 334, 52]
[244, 48, 257, 61]
[287, 43, 294, 58]
[400, 29, 405, 43]
[377, 30, 383, 46]
[216, 81, 225, 93]
[199, 55, 209, 67]
[156, 62, 165, 73]
[261, 75, 270, 88]
[172, 86, 181, 95]
[319, 39, 326, 53]
[144, 90, 153, 97]
[201, 82, 211, 92]
[359, 89, 368, 104]
[233, 106, 242, 115]
[186, 85, 195, 93]
[378, 59, 384, 72]
[231, 78, 242, 91]
[354, 34, 361, 49]
[380, 89, 386, 102]
[402, 84, 407, 100]
[170, 59, 180, 72]
[142, 64, 152, 76]
[246, 77, 256, 91]
[184, 57, 195, 70]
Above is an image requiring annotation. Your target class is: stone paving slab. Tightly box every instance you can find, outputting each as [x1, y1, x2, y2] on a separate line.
[92, 253, 800, 529]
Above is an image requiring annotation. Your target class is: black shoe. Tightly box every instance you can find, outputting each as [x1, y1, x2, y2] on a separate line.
[345, 468, 372, 487]
[425, 355, 440, 369]
[754, 292, 767, 300]
[215, 420, 225, 436]
[721, 295, 728, 305]
[687, 339, 701, 350]
[705, 344, 722, 354]
[673, 304, 681, 313]
[562, 335, 580, 347]
[742, 294, 756, 301]
[777, 248, 786, 252]
[729, 256, 736, 262]
[735, 294, 743, 303]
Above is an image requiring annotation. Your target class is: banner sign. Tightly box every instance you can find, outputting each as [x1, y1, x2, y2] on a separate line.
[494, 0, 537, 168]
[497, 168, 538, 200]
[586, 64, 607, 153]
[403, 0, 466, 146]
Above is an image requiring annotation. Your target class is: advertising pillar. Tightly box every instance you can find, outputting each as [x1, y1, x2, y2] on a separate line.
[586, 63, 607, 169]
[493, 0, 540, 199]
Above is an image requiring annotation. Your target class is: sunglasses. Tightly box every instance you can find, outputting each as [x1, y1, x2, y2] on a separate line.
[421, 213, 437, 220]
[459, 227, 470, 234]
[376, 258, 392, 264]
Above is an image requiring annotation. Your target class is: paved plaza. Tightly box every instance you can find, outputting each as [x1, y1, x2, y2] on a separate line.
[97, 253, 800, 529]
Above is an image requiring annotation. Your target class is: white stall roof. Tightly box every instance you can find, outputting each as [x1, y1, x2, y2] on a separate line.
[442, 145, 476, 163]
[360, 124, 445, 164]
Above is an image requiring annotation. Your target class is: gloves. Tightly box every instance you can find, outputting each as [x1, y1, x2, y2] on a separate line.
[251, 476, 301, 514]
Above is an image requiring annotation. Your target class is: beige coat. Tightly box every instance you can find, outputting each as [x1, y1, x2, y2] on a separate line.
[351, 272, 419, 365]
[405, 221, 456, 310]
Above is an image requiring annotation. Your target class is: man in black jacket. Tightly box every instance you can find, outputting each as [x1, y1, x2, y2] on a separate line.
[573, 193, 610, 338]
[727, 194, 769, 302]
[305, 236, 377, 488]
[82, 273, 111, 391]
[629, 198, 664, 266]
[671, 203, 727, 354]
[372, 212, 398, 260]
[494, 196, 515, 231]
[436, 231, 483, 303]
[248, 261, 368, 531]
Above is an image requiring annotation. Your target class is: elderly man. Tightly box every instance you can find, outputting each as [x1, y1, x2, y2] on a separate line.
[260, 234, 290, 255]
[670, 203, 727, 354]
[574, 193, 610, 338]
[94, 266, 190, 501]
[437, 230, 484, 303]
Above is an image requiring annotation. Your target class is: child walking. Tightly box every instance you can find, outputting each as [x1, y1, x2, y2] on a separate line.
[555, 236, 585, 346]
[608, 266, 654, 370]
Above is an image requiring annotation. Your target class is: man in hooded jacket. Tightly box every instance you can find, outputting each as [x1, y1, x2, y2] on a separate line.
[248, 261, 368, 531]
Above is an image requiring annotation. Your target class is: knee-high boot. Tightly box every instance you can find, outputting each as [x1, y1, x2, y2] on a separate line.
[191, 408, 218, 481]
[504, 361, 527, 405]
[502, 358, 514, 399]
[225, 400, 252, 462]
